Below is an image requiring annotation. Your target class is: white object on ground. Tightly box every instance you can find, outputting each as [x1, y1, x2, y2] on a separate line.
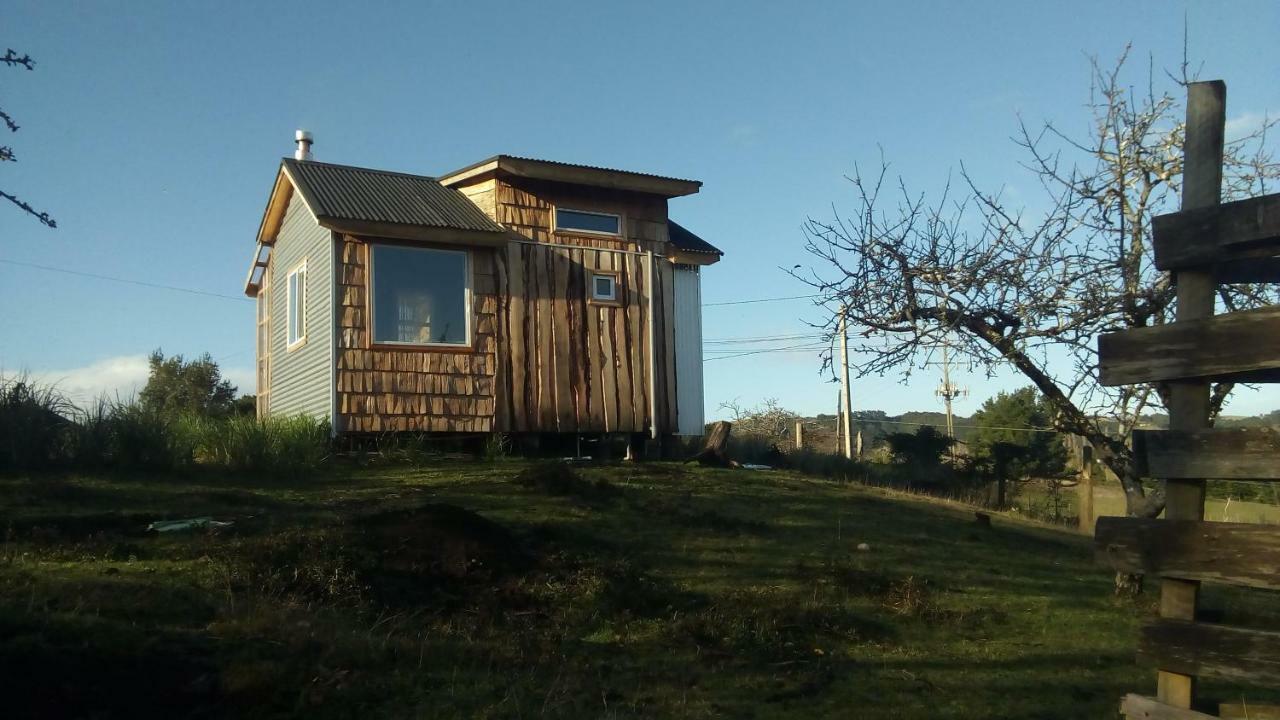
[147, 517, 234, 533]
[856, 543, 871, 552]
[740, 464, 772, 471]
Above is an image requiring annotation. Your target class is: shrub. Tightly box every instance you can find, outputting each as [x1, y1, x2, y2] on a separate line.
[0, 375, 74, 471]
[198, 414, 330, 480]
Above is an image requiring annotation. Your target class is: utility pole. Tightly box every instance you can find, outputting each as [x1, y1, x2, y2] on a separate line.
[934, 342, 967, 447]
[839, 307, 853, 459]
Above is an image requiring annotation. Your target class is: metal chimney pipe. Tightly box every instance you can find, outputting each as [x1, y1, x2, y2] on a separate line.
[294, 129, 314, 161]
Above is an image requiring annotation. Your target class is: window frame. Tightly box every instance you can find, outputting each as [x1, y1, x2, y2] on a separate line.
[367, 242, 473, 350]
[589, 271, 620, 305]
[552, 206, 622, 237]
[286, 260, 307, 351]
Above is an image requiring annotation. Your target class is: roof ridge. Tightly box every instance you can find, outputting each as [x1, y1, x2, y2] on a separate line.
[282, 157, 441, 182]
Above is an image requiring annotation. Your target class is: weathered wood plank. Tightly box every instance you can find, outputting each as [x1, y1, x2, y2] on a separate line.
[1095, 517, 1280, 591]
[1219, 702, 1280, 719]
[568, 247, 589, 428]
[585, 250, 606, 430]
[1121, 694, 1217, 719]
[508, 243, 529, 431]
[551, 247, 574, 431]
[1139, 619, 1280, 685]
[1098, 305, 1280, 386]
[1153, 192, 1280, 271]
[1134, 428, 1280, 480]
[493, 248, 511, 431]
[613, 254, 635, 432]
[629, 252, 647, 431]
[599, 252, 619, 431]
[535, 246, 556, 429]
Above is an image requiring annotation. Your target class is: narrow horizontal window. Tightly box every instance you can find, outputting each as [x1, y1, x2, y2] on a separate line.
[286, 264, 306, 348]
[591, 273, 618, 302]
[555, 208, 621, 235]
[371, 245, 470, 346]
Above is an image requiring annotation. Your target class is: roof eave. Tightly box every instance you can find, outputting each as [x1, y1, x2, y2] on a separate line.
[439, 155, 702, 198]
[668, 248, 723, 266]
[321, 218, 509, 248]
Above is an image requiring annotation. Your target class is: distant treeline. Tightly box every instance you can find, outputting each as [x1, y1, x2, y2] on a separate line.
[807, 408, 1280, 447]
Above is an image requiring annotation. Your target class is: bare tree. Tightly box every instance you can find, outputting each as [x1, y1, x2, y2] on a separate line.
[719, 397, 799, 440]
[2, 48, 56, 228]
[792, 48, 1278, 520]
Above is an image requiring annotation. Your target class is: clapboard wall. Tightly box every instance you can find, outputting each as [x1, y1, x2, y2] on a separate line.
[265, 192, 333, 421]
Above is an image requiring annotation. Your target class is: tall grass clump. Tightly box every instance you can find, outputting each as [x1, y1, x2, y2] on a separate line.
[0, 375, 75, 471]
[198, 414, 330, 479]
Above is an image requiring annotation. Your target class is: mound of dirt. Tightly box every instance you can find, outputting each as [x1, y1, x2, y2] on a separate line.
[515, 463, 620, 502]
[354, 503, 529, 580]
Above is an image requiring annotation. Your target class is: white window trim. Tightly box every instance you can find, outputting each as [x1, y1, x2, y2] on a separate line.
[553, 206, 623, 237]
[286, 260, 307, 351]
[591, 272, 618, 302]
[369, 244, 473, 348]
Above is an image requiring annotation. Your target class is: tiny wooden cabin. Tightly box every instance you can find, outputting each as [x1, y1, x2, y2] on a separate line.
[244, 136, 721, 441]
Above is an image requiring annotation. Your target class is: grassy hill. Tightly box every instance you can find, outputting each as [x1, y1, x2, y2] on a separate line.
[2, 460, 1274, 718]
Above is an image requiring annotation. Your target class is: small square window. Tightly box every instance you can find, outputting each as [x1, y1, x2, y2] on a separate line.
[592, 274, 617, 302]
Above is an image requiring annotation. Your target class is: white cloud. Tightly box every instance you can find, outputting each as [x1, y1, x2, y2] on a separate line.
[4, 354, 255, 408]
[1226, 111, 1270, 141]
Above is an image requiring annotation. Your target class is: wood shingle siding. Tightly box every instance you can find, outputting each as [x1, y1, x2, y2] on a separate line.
[266, 194, 334, 421]
[334, 236, 498, 433]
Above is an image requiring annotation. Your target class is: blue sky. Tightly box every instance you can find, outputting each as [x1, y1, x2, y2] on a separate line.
[3, 1, 1279, 418]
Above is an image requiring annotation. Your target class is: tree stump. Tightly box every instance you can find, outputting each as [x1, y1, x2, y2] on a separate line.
[693, 421, 733, 467]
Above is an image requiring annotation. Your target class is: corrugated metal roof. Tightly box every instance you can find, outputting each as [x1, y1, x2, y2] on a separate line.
[500, 154, 700, 186]
[669, 220, 722, 255]
[282, 159, 506, 233]
[440, 154, 702, 196]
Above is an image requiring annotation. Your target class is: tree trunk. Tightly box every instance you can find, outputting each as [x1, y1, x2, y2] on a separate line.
[693, 421, 732, 467]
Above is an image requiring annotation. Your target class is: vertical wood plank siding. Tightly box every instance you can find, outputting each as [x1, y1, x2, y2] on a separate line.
[266, 194, 334, 421]
[486, 177, 679, 433]
[334, 236, 498, 433]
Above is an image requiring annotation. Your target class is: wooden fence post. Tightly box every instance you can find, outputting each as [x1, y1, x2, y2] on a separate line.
[1156, 79, 1225, 711]
[1079, 444, 1095, 536]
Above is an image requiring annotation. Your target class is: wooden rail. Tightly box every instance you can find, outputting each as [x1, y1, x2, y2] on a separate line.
[1138, 619, 1280, 685]
[1097, 306, 1280, 386]
[1133, 428, 1280, 480]
[1095, 517, 1280, 591]
[1152, 192, 1280, 271]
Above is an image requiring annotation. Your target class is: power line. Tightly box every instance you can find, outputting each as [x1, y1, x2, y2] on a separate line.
[841, 418, 1060, 434]
[704, 342, 827, 361]
[2, 254, 829, 313]
[702, 293, 822, 307]
[0, 258, 250, 302]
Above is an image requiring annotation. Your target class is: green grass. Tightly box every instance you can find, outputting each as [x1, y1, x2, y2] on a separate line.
[1, 461, 1275, 719]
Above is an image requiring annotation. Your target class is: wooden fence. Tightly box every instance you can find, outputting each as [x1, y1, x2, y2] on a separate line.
[1095, 80, 1280, 718]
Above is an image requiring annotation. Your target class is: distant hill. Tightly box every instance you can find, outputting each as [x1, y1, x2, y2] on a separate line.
[798, 407, 1279, 456]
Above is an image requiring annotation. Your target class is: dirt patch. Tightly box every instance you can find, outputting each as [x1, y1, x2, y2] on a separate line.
[354, 503, 530, 580]
[7, 512, 159, 542]
[515, 463, 621, 503]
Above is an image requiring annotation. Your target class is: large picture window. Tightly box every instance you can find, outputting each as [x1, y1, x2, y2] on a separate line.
[370, 245, 470, 346]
